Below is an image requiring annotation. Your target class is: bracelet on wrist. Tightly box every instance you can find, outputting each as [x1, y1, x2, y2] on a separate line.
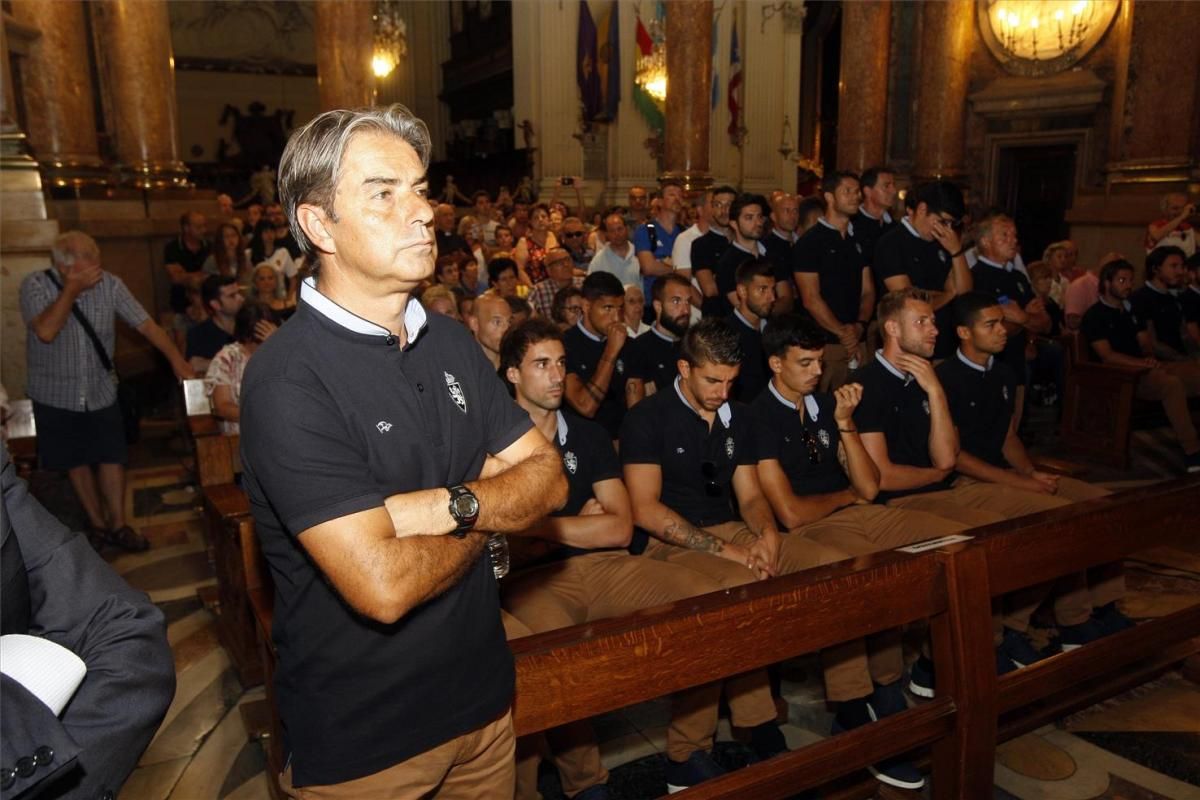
[838, 427, 857, 434]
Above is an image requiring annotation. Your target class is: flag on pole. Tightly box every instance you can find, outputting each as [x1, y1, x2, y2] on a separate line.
[577, 0, 602, 121]
[726, 17, 743, 140]
[597, 1, 621, 121]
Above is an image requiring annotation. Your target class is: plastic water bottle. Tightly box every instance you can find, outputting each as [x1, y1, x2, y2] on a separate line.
[487, 534, 510, 579]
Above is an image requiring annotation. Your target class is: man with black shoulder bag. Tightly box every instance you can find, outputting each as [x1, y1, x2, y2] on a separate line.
[20, 231, 193, 552]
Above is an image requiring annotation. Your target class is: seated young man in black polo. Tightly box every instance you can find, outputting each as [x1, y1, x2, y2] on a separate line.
[186, 274, 242, 373]
[793, 170, 874, 392]
[937, 292, 1131, 651]
[628, 273, 692, 401]
[563, 271, 643, 439]
[751, 313, 969, 791]
[852, 289, 1078, 681]
[727, 257, 776, 402]
[1132, 246, 1196, 360]
[500, 319, 784, 797]
[1081, 259, 1200, 473]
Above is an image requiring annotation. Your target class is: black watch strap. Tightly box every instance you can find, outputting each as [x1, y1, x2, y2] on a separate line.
[447, 484, 479, 538]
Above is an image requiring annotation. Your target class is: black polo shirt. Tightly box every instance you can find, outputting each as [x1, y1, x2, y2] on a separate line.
[704, 241, 764, 318]
[629, 325, 680, 392]
[728, 310, 769, 402]
[552, 410, 623, 560]
[937, 350, 1018, 469]
[851, 353, 954, 503]
[970, 257, 1034, 386]
[185, 318, 233, 360]
[1080, 299, 1145, 360]
[1180, 286, 1200, 325]
[690, 229, 730, 274]
[620, 379, 755, 528]
[874, 219, 957, 359]
[239, 282, 529, 786]
[164, 236, 211, 312]
[793, 218, 868, 332]
[1131, 283, 1187, 355]
[563, 320, 634, 439]
[750, 383, 849, 496]
[436, 230, 472, 259]
[763, 229, 798, 287]
[852, 209, 893, 268]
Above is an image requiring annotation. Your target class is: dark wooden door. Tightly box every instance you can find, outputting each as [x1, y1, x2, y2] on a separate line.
[996, 144, 1077, 264]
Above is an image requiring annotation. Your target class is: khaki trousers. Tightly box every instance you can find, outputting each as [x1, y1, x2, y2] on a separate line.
[1137, 362, 1200, 452]
[888, 476, 1124, 638]
[820, 342, 867, 393]
[280, 710, 515, 800]
[503, 550, 774, 796]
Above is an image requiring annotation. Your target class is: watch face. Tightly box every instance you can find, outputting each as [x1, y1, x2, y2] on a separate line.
[452, 492, 479, 520]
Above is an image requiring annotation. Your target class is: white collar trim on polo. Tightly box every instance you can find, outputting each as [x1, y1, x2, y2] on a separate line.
[556, 410, 569, 446]
[767, 379, 821, 420]
[976, 255, 1012, 272]
[772, 228, 798, 244]
[733, 308, 768, 332]
[875, 349, 914, 385]
[651, 323, 678, 343]
[1098, 296, 1133, 312]
[859, 207, 893, 224]
[955, 348, 994, 373]
[1144, 280, 1169, 295]
[301, 276, 427, 347]
[901, 217, 922, 239]
[575, 318, 605, 342]
[732, 240, 766, 256]
[673, 375, 732, 428]
[817, 216, 855, 237]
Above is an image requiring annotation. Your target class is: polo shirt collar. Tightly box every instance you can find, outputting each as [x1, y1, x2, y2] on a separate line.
[1190, 285, 1200, 296]
[1145, 280, 1169, 295]
[709, 224, 731, 239]
[651, 323, 678, 343]
[732, 240, 766, 256]
[772, 228, 797, 244]
[1098, 296, 1133, 312]
[875, 349, 914, 385]
[556, 410, 569, 446]
[673, 376, 732, 428]
[901, 217, 922, 239]
[817, 217, 855, 237]
[575, 319, 605, 342]
[767, 379, 821, 420]
[301, 276, 427, 347]
[859, 207, 893, 224]
[956, 348, 994, 372]
[977, 255, 1012, 272]
[733, 308, 767, 332]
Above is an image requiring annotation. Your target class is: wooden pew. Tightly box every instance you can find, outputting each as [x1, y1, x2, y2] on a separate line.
[511, 547, 996, 800]
[203, 484, 264, 688]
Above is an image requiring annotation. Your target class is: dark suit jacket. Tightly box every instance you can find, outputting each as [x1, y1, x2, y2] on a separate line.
[1, 450, 175, 799]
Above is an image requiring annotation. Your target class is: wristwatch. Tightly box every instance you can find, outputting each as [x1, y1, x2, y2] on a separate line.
[447, 484, 480, 538]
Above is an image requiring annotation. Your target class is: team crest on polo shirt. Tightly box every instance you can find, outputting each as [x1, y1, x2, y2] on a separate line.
[1002, 385, 1010, 402]
[444, 372, 467, 413]
[922, 399, 931, 415]
[563, 451, 578, 474]
[725, 436, 735, 459]
[615, 358, 625, 375]
[938, 250, 947, 263]
[855, 243, 863, 254]
[817, 429, 831, 448]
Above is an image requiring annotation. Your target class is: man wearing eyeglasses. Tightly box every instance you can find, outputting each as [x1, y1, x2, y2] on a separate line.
[528, 248, 583, 319]
[873, 181, 972, 360]
[559, 216, 594, 269]
[750, 312, 966, 791]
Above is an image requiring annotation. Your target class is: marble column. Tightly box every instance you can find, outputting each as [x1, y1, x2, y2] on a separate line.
[90, 0, 187, 187]
[10, 1, 104, 180]
[662, 0, 713, 191]
[837, 0, 890, 173]
[912, 0, 973, 182]
[314, 0, 375, 112]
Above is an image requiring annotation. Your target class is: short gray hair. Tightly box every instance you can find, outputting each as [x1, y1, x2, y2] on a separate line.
[51, 231, 100, 268]
[278, 104, 432, 259]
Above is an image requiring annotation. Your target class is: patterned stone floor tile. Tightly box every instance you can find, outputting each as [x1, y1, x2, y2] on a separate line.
[997, 733, 1078, 781]
[173, 621, 222, 674]
[1074, 732, 1200, 789]
[119, 756, 189, 800]
[1040, 730, 1200, 800]
[143, 664, 239, 765]
[167, 608, 214, 647]
[598, 731, 658, 771]
[221, 773, 272, 800]
[169, 702, 258, 800]
[1066, 680, 1200, 734]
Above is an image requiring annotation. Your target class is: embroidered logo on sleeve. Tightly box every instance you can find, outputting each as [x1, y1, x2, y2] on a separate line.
[445, 372, 467, 413]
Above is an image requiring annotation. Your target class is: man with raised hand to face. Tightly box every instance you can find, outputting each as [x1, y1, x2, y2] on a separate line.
[239, 104, 566, 797]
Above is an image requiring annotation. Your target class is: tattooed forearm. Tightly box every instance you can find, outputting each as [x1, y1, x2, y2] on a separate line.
[662, 518, 725, 554]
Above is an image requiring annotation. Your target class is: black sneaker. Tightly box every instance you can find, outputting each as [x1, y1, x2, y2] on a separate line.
[830, 697, 871, 735]
[1094, 602, 1136, 636]
[831, 692, 925, 790]
[908, 656, 935, 698]
[664, 750, 726, 794]
[1059, 617, 1106, 651]
[749, 721, 789, 761]
[867, 680, 908, 719]
[998, 627, 1046, 669]
[574, 785, 611, 800]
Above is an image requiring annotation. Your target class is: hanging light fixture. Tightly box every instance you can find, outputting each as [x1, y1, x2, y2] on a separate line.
[372, 1, 407, 79]
[979, 0, 1117, 76]
[635, 15, 667, 104]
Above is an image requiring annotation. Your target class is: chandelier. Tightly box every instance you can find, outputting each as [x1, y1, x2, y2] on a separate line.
[635, 16, 667, 104]
[372, 0, 407, 79]
[979, 0, 1117, 76]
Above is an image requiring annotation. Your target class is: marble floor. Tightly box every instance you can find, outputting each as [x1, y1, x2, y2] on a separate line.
[24, 418, 1200, 800]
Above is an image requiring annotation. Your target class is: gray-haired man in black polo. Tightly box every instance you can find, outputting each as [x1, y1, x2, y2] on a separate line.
[240, 104, 566, 796]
